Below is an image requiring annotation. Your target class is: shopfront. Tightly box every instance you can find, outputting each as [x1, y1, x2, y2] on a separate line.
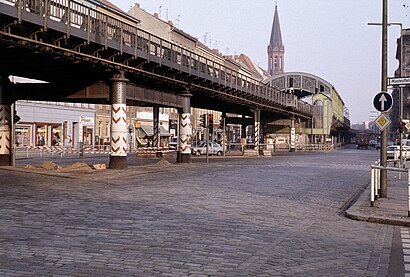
[16, 101, 96, 147]
[15, 125, 31, 146]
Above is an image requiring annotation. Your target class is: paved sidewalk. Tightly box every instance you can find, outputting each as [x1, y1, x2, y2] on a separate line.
[346, 172, 410, 227]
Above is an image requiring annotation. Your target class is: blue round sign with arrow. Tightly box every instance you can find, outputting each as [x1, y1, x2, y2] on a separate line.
[373, 92, 393, 112]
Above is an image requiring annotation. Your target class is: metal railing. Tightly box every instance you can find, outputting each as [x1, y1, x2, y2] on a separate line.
[370, 163, 410, 217]
[222, 143, 341, 153]
[0, 0, 312, 117]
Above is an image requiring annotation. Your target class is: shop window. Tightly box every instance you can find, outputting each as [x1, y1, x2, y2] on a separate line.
[52, 125, 62, 146]
[15, 126, 31, 146]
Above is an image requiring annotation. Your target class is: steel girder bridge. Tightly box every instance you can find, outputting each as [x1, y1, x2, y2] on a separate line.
[0, 0, 313, 167]
[267, 72, 351, 144]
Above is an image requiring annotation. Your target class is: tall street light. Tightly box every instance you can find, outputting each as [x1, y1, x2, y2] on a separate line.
[367, 0, 388, 198]
[369, 22, 403, 172]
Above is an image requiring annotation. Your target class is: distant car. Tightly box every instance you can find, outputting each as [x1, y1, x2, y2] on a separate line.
[191, 142, 223, 156]
[387, 145, 410, 160]
[387, 145, 398, 159]
[169, 137, 178, 149]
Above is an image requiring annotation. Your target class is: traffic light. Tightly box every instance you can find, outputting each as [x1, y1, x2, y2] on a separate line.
[219, 118, 224, 129]
[14, 114, 21, 123]
[199, 114, 206, 128]
[399, 120, 404, 133]
[208, 114, 213, 134]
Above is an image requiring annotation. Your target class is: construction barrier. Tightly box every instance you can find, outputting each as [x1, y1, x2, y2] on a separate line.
[20, 145, 176, 156]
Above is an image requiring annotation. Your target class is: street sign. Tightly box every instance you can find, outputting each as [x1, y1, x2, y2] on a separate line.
[374, 113, 391, 131]
[402, 119, 410, 130]
[373, 92, 393, 112]
[389, 77, 410, 86]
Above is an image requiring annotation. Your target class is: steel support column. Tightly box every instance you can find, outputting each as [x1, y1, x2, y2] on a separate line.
[241, 115, 247, 151]
[153, 106, 160, 146]
[289, 117, 296, 152]
[254, 109, 260, 152]
[380, 0, 388, 197]
[109, 72, 128, 169]
[177, 93, 192, 163]
[241, 115, 247, 139]
[0, 76, 11, 166]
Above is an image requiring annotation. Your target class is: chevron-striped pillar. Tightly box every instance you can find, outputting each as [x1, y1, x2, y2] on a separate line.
[109, 72, 128, 169]
[254, 109, 260, 152]
[290, 117, 296, 152]
[0, 77, 11, 166]
[178, 93, 192, 163]
[153, 106, 160, 150]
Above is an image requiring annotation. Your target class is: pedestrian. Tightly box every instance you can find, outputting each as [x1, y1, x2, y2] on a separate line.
[23, 135, 28, 146]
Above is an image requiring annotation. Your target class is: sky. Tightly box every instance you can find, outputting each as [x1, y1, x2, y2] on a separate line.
[109, 0, 410, 124]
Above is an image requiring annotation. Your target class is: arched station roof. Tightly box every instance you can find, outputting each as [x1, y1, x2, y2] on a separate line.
[265, 72, 335, 99]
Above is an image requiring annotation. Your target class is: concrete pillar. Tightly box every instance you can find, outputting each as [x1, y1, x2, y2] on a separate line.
[109, 72, 128, 169]
[47, 124, 52, 147]
[0, 76, 11, 166]
[241, 115, 247, 151]
[178, 93, 192, 163]
[241, 115, 247, 139]
[153, 106, 160, 148]
[290, 117, 296, 152]
[254, 109, 260, 151]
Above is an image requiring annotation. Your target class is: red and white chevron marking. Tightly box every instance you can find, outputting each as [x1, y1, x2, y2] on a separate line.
[111, 105, 127, 124]
[0, 126, 11, 155]
[180, 145, 191, 152]
[153, 121, 160, 148]
[290, 127, 296, 149]
[254, 121, 260, 148]
[179, 113, 192, 154]
[0, 105, 11, 125]
[180, 113, 192, 134]
[111, 104, 127, 156]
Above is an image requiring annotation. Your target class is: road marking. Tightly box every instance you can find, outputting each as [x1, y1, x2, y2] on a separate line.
[402, 228, 410, 276]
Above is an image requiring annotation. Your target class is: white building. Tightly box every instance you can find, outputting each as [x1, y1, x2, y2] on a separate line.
[16, 101, 95, 147]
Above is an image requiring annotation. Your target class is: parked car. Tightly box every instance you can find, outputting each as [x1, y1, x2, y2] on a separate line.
[169, 137, 178, 149]
[387, 145, 410, 160]
[191, 142, 223, 156]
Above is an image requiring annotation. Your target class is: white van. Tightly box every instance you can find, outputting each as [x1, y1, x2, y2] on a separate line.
[275, 137, 287, 144]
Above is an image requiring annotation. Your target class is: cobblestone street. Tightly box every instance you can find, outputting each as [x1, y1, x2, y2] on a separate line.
[0, 148, 394, 276]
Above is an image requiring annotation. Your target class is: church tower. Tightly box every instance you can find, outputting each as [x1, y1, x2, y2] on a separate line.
[267, 3, 285, 76]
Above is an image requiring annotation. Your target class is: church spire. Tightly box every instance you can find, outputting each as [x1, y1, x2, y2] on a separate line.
[268, 3, 285, 76]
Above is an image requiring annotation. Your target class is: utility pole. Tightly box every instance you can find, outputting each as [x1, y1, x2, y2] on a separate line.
[205, 115, 209, 164]
[380, 0, 388, 198]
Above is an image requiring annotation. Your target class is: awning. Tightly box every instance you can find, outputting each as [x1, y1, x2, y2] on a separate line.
[138, 125, 170, 137]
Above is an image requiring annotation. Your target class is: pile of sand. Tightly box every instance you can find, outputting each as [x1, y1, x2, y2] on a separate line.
[91, 164, 107, 170]
[39, 161, 60, 170]
[60, 162, 91, 171]
[156, 159, 172, 166]
[30, 161, 107, 172]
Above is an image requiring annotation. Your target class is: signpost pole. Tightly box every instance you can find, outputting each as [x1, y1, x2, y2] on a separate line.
[205, 115, 209, 164]
[400, 85, 404, 172]
[380, 0, 388, 198]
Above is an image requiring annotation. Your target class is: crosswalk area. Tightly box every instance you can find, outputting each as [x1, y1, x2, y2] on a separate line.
[402, 228, 410, 276]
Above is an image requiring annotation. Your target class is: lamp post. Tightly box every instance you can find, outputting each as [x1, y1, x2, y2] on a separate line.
[367, 0, 388, 198]
[371, 22, 404, 169]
